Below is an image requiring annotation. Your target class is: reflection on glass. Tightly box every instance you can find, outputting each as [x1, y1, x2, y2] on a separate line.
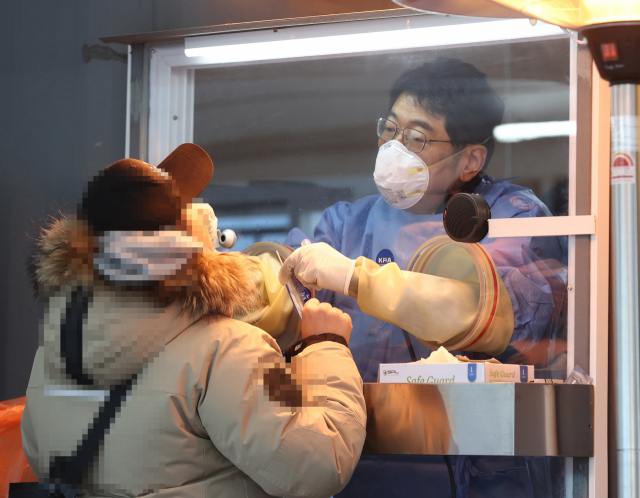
[193, 33, 572, 497]
[194, 37, 570, 381]
[195, 38, 570, 228]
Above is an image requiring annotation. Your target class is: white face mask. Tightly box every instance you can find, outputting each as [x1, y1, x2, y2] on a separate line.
[373, 141, 431, 210]
[374, 140, 479, 210]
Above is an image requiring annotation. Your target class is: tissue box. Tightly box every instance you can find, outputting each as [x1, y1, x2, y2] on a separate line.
[378, 362, 533, 384]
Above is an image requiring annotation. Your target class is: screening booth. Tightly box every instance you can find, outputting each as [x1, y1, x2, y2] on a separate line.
[103, 8, 609, 497]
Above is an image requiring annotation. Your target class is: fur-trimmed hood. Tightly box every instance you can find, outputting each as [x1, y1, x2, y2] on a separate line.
[30, 215, 264, 318]
[30, 214, 265, 388]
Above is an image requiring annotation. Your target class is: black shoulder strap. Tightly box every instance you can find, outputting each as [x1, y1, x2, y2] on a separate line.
[47, 375, 138, 491]
[47, 287, 138, 493]
[59, 288, 93, 386]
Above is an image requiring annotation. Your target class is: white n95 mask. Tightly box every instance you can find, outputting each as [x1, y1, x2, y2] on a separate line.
[374, 141, 430, 210]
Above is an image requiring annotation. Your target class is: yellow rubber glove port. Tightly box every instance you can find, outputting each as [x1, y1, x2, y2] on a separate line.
[236, 250, 294, 339]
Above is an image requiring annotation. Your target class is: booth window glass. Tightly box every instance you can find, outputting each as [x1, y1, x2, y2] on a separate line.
[90, 16, 563, 392]
[187, 30, 572, 380]
[193, 38, 571, 250]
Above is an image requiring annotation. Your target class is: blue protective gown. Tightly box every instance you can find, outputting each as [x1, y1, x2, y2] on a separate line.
[285, 175, 568, 497]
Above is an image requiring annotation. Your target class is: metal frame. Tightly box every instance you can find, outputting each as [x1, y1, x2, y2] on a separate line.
[113, 9, 610, 498]
[363, 383, 594, 457]
[147, 45, 194, 166]
[589, 58, 611, 498]
[127, 44, 150, 162]
[488, 215, 595, 237]
[101, 9, 424, 46]
[610, 83, 639, 498]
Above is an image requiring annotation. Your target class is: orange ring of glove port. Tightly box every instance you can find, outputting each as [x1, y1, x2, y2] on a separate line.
[460, 242, 499, 350]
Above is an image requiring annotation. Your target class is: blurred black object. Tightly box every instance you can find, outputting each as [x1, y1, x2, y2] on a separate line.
[443, 193, 491, 243]
[541, 178, 569, 217]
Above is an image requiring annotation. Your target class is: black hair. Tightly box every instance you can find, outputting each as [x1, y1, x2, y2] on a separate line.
[389, 57, 504, 168]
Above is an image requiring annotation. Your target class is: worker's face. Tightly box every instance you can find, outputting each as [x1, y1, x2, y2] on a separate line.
[378, 93, 486, 214]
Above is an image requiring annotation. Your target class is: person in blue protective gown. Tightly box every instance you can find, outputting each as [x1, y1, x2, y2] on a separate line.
[280, 58, 568, 498]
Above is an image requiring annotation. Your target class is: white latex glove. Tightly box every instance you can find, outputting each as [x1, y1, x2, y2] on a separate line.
[278, 242, 356, 295]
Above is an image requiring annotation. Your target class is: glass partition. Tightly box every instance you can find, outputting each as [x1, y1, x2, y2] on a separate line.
[192, 36, 571, 380]
[194, 38, 571, 246]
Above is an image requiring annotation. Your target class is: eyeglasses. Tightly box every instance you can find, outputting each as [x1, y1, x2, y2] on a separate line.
[376, 117, 453, 153]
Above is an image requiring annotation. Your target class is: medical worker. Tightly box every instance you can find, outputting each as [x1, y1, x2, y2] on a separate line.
[279, 58, 568, 497]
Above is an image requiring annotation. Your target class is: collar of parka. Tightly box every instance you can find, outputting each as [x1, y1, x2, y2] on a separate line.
[28, 214, 264, 320]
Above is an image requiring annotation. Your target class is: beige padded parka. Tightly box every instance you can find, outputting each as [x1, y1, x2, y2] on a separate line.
[21, 216, 367, 498]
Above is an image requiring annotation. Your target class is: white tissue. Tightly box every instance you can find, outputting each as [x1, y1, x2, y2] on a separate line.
[417, 346, 461, 364]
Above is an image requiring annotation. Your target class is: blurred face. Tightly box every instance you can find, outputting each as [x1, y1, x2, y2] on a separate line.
[178, 203, 216, 252]
[379, 93, 487, 214]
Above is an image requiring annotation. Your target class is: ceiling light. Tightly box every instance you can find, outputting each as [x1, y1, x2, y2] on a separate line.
[493, 121, 576, 143]
[184, 19, 562, 63]
[393, 0, 640, 83]
[480, 0, 640, 30]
